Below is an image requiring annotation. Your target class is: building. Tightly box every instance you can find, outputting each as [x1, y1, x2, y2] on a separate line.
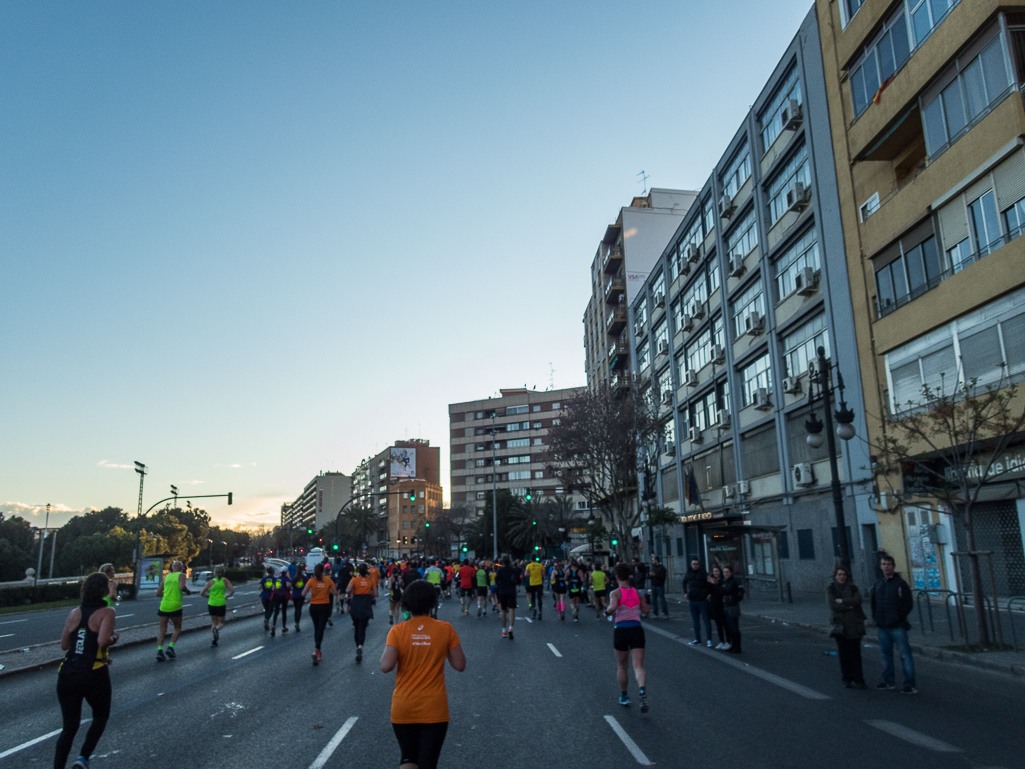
[583, 189, 698, 392]
[448, 387, 589, 520]
[279, 471, 352, 534]
[351, 439, 442, 558]
[628, 8, 876, 594]
[815, 0, 1025, 597]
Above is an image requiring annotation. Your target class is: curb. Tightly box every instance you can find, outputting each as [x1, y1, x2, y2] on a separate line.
[748, 611, 1025, 679]
[0, 601, 264, 680]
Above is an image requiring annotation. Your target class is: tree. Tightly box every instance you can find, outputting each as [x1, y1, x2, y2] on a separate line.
[340, 505, 382, 555]
[56, 527, 136, 576]
[465, 489, 522, 558]
[547, 385, 660, 560]
[875, 373, 1025, 648]
[0, 514, 34, 581]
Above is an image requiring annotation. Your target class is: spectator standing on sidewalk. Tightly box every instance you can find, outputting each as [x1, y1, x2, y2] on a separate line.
[648, 557, 668, 618]
[707, 565, 729, 648]
[827, 565, 867, 689]
[629, 558, 648, 593]
[870, 553, 917, 694]
[683, 558, 712, 646]
[720, 565, 744, 653]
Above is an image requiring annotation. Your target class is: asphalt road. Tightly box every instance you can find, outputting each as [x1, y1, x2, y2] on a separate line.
[0, 583, 265, 652]
[2, 592, 1022, 768]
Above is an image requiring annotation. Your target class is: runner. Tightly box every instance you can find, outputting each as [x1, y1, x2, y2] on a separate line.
[200, 565, 235, 647]
[368, 560, 381, 591]
[457, 559, 475, 615]
[380, 579, 466, 769]
[550, 560, 567, 621]
[387, 567, 403, 625]
[568, 559, 584, 622]
[301, 563, 339, 665]
[494, 556, 520, 639]
[604, 562, 650, 712]
[488, 563, 500, 613]
[474, 561, 488, 617]
[290, 566, 307, 632]
[424, 561, 444, 618]
[336, 558, 354, 615]
[592, 560, 609, 620]
[345, 562, 378, 662]
[269, 567, 291, 637]
[155, 560, 191, 661]
[55, 572, 119, 769]
[98, 563, 118, 610]
[259, 566, 275, 631]
[524, 557, 544, 620]
[443, 561, 456, 600]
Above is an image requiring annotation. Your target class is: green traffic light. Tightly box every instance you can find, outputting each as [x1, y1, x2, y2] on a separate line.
[425, 522, 430, 527]
[332, 545, 339, 550]
[306, 529, 312, 534]
[611, 538, 618, 545]
[410, 492, 416, 501]
[534, 545, 539, 551]
[531, 520, 536, 526]
[461, 546, 468, 552]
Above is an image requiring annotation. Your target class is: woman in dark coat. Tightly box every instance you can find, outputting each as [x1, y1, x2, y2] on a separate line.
[827, 565, 867, 688]
[719, 566, 743, 654]
[707, 565, 730, 649]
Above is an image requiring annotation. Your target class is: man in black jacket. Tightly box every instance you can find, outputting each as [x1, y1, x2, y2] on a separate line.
[649, 557, 668, 618]
[682, 558, 712, 646]
[870, 553, 916, 694]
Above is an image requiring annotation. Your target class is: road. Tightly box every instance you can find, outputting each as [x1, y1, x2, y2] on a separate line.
[0, 583, 265, 652]
[2, 593, 1022, 768]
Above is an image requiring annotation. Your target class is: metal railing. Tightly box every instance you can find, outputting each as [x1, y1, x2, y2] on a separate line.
[913, 589, 1025, 649]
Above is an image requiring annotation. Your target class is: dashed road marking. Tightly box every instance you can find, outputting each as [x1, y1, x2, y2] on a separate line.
[0, 634, 14, 639]
[0, 620, 28, 626]
[0, 721, 91, 760]
[865, 720, 962, 752]
[308, 716, 358, 769]
[547, 643, 562, 657]
[603, 715, 653, 765]
[231, 646, 264, 660]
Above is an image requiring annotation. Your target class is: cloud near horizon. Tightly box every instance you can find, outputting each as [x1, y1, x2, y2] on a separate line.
[1, 501, 98, 527]
[96, 460, 132, 469]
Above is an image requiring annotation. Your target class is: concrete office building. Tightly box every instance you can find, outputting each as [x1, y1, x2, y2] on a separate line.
[583, 190, 697, 392]
[815, 0, 1025, 597]
[280, 471, 352, 534]
[629, 8, 875, 594]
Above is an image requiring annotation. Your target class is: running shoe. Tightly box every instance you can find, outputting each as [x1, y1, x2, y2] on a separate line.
[166, 647, 176, 659]
[356, 647, 363, 663]
[721, 643, 732, 651]
[312, 651, 319, 666]
[875, 682, 895, 690]
[295, 624, 301, 632]
[72, 758, 89, 769]
[901, 685, 918, 695]
[389, 615, 393, 625]
[715, 643, 724, 649]
[508, 629, 514, 640]
[706, 640, 713, 648]
[156, 648, 166, 662]
[502, 629, 507, 637]
[282, 626, 289, 633]
[271, 627, 276, 637]
[574, 617, 579, 622]
[211, 638, 218, 648]
[327, 619, 333, 627]
[639, 692, 649, 713]
[618, 694, 630, 706]
[687, 639, 701, 645]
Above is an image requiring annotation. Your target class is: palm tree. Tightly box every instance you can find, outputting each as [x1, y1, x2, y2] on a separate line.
[342, 506, 381, 554]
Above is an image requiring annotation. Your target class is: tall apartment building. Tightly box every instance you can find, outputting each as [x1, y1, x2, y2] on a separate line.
[628, 8, 875, 594]
[583, 189, 697, 392]
[351, 439, 442, 558]
[449, 387, 588, 518]
[279, 471, 352, 534]
[816, 0, 1025, 597]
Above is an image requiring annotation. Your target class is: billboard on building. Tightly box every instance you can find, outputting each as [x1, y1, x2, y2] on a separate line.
[390, 447, 416, 479]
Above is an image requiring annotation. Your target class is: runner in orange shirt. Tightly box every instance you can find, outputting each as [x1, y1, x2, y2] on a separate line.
[345, 563, 379, 662]
[301, 563, 339, 665]
[380, 580, 466, 769]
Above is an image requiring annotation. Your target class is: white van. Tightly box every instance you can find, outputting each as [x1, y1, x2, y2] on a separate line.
[305, 548, 325, 573]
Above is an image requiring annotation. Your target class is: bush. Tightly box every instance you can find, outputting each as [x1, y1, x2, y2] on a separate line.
[223, 567, 262, 584]
[0, 582, 85, 608]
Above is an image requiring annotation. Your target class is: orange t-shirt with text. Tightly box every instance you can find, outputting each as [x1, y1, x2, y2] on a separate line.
[350, 576, 375, 595]
[308, 576, 335, 605]
[386, 617, 461, 724]
[369, 566, 380, 587]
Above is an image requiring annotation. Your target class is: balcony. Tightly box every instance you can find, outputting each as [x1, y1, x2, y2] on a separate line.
[604, 277, 626, 304]
[608, 342, 629, 370]
[603, 247, 624, 274]
[611, 373, 632, 397]
[606, 308, 627, 336]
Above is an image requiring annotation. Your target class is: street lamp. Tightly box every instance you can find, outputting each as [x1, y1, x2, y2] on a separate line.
[170, 485, 178, 508]
[206, 538, 213, 569]
[804, 345, 857, 567]
[222, 541, 228, 565]
[34, 503, 51, 586]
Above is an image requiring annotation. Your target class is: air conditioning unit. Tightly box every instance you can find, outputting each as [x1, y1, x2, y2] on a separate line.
[684, 243, 700, 264]
[737, 480, 751, 497]
[786, 182, 812, 212]
[679, 260, 692, 276]
[711, 344, 726, 364]
[744, 311, 765, 336]
[782, 98, 803, 132]
[682, 312, 694, 332]
[782, 376, 802, 394]
[795, 267, 819, 296]
[661, 389, 673, 405]
[720, 193, 736, 219]
[728, 254, 746, 278]
[657, 339, 669, 357]
[754, 387, 772, 411]
[716, 408, 731, 427]
[807, 357, 823, 379]
[684, 369, 699, 387]
[634, 323, 646, 338]
[689, 300, 706, 320]
[689, 426, 703, 444]
[665, 441, 677, 457]
[792, 462, 815, 488]
[654, 291, 666, 309]
[723, 484, 736, 501]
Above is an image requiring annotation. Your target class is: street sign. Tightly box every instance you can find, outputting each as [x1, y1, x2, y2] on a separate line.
[560, 542, 569, 551]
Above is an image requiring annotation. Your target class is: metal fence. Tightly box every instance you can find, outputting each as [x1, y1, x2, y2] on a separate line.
[914, 589, 1025, 650]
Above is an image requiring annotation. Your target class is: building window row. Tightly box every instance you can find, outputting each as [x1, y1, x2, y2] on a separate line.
[766, 143, 811, 225]
[731, 281, 765, 340]
[683, 315, 726, 374]
[721, 141, 752, 201]
[774, 227, 821, 298]
[726, 209, 759, 266]
[759, 63, 802, 152]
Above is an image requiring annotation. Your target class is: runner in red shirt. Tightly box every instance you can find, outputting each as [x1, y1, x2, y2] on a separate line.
[443, 564, 456, 600]
[457, 560, 476, 615]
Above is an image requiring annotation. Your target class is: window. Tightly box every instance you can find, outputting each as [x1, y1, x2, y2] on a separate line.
[774, 228, 821, 298]
[731, 281, 765, 340]
[841, 0, 865, 26]
[766, 144, 811, 225]
[1003, 197, 1025, 239]
[968, 190, 1002, 257]
[783, 314, 830, 378]
[507, 405, 530, 415]
[702, 198, 716, 237]
[402, 506, 408, 514]
[638, 343, 651, 372]
[532, 421, 542, 429]
[475, 411, 483, 419]
[797, 529, 815, 560]
[741, 354, 772, 406]
[552, 418, 561, 426]
[850, 7, 911, 116]
[921, 33, 1010, 157]
[506, 455, 532, 464]
[507, 438, 530, 448]
[419, 490, 425, 499]
[672, 299, 686, 335]
[726, 209, 758, 265]
[532, 437, 543, 446]
[651, 274, 665, 302]
[475, 459, 485, 467]
[860, 193, 881, 222]
[403, 519, 410, 527]
[721, 142, 752, 201]
[657, 370, 674, 403]
[475, 492, 485, 500]
[909, 0, 957, 46]
[508, 470, 531, 481]
[686, 384, 728, 435]
[534, 471, 544, 479]
[532, 405, 541, 412]
[760, 64, 802, 151]
[778, 531, 790, 559]
[419, 505, 425, 514]
[654, 321, 669, 352]
[681, 261, 719, 311]
[685, 316, 725, 373]
[635, 301, 648, 329]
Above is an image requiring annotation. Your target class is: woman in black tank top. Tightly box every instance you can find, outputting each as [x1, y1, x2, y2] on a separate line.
[55, 572, 118, 769]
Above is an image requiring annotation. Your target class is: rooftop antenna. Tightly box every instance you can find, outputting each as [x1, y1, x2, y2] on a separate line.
[637, 170, 649, 195]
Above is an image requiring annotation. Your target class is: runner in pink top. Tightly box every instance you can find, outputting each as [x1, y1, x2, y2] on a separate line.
[604, 562, 650, 711]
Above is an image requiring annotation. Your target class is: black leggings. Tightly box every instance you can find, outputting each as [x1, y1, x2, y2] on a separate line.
[271, 597, 289, 627]
[262, 598, 273, 622]
[293, 597, 304, 626]
[55, 668, 111, 769]
[392, 722, 449, 769]
[352, 617, 369, 647]
[309, 604, 331, 649]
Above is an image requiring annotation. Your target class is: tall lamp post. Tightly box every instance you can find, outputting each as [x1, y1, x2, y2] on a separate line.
[35, 503, 51, 585]
[490, 412, 499, 560]
[222, 541, 228, 566]
[804, 346, 857, 567]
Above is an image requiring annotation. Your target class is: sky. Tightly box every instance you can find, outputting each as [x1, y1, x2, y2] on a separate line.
[1, 0, 817, 530]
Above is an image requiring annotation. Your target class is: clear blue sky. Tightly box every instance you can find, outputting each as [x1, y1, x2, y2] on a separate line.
[1, 1, 817, 529]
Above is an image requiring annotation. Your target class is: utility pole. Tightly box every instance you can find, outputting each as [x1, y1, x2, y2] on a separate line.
[135, 462, 147, 515]
[491, 412, 498, 560]
[35, 503, 50, 585]
[49, 528, 57, 579]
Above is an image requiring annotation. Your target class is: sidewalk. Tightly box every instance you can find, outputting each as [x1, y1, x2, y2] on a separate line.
[653, 593, 1025, 678]
[0, 600, 265, 680]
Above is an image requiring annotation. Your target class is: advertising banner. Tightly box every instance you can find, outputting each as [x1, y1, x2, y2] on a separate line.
[139, 557, 162, 590]
[390, 447, 416, 479]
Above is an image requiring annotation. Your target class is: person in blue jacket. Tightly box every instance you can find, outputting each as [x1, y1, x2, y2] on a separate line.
[259, 566, 276, 632]
[291, 567, 307, 632]
[270, 569, 291, 637]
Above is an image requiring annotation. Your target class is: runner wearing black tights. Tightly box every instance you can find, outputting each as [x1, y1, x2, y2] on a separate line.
[302, 563, 340, 665]
[345, 562, 379, 663]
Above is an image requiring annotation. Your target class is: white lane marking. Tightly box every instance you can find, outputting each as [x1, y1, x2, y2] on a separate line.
[0, 634, 14, 638]
[0, 620, 28, 626]
[865, 720, 962, 753]
[308, 716, 358, 769]
[0, 721, 91, 759]
[231, 645, 264, 660]
[603, 715, 653, 765]
[643, 622, 830, 701]
[116, 614, 134, 618]
[547, 643, 562, 657]
[524, 617, 533, 623]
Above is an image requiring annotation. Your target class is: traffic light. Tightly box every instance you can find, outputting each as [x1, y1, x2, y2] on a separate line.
[534, 545, 540, 551]
[531, 520, 536, 526]
[410, 491, 416, 501]
[525, 488, 532, 501]
[332, 545, 339, 551]
[461, 546, 468, 552]
[611, 538, 618, 546]
[307, 528, 312, 535]
[227, 492, 233, 505]
[425, 522, 430, 528]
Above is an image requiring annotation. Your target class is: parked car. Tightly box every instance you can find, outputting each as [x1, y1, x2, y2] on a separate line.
[192, 570, 212, 584]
